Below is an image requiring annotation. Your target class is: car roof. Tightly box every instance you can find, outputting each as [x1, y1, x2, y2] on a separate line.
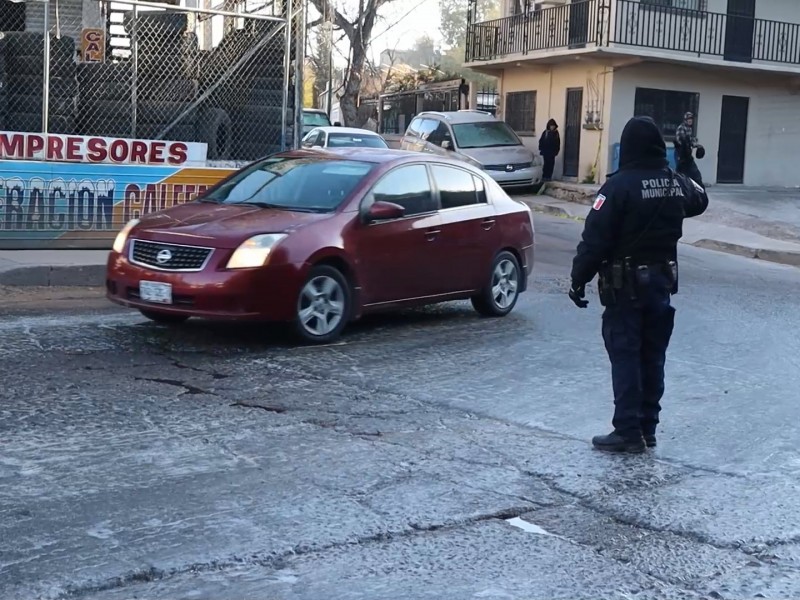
[414, 110, 497, 124]
[311, 127, 382, 136]
[276, 147, 471, 166]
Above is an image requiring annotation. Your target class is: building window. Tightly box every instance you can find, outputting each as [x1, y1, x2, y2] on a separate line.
[633, 87, 699, 141]
[505, 91, 536, 135]
[641, 0, 707, 12]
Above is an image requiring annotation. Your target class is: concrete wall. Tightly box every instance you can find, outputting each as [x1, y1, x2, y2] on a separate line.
[610, 62, 800, 186]
[498, 59, 615, 182]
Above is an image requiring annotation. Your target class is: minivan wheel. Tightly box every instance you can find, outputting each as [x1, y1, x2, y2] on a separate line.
[471, 251, 521, 317]
[139, 309, 190, 325]
[293, 265, 351, 344]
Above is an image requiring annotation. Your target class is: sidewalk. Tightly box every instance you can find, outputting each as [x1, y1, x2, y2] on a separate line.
[0, 250, 108, 286]
[521, 182, 800, 269]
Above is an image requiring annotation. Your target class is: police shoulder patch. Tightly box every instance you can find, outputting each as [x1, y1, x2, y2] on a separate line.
[592, 194, 606, 211]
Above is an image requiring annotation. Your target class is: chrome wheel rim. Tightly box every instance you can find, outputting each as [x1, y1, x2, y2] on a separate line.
[491, 259, 519, 309]
[298, 275, 345, 336]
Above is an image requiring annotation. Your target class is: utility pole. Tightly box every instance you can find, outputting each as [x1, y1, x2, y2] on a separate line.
[326, 16, 334, 116]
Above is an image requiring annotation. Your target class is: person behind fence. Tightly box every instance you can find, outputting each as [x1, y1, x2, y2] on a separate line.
[538, 119, 560, 181]
[674, 111, 705, 187]
[567, 116, 709, 454]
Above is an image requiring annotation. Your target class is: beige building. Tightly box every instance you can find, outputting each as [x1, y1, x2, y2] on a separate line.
[464, 0, 800, 186]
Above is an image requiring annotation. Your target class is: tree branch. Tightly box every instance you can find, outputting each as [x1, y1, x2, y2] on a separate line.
[309, 0, 355, 40]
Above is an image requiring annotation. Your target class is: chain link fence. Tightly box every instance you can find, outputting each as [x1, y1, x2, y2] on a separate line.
[0, 0, 304, 160]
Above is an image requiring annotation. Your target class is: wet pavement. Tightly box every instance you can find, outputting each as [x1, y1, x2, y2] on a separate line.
[2, 214, 800, 600]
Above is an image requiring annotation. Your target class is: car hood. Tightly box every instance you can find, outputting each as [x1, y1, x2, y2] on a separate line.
[132, 202, 331, 249]
[458, 145, 534, 166]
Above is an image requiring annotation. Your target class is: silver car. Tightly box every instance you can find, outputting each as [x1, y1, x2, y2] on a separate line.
[301, 126, 389, 149]
[400, 110, 543, 188]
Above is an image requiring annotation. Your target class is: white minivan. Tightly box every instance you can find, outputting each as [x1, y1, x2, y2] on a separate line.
[400, 110, 543, 189]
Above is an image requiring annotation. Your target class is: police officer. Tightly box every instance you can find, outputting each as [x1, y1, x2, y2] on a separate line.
[674, 112, 705, 187]
[568, 116, 709, 453]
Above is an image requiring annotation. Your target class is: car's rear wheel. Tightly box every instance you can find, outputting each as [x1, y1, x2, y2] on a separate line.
[293, 266, 350, 344]
[471, 251, 521, 317]
[139, 309, 190, 325]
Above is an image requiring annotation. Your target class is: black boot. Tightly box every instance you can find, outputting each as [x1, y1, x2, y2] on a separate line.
[643, 434, 657, 448]
[592, 432, 645, 453]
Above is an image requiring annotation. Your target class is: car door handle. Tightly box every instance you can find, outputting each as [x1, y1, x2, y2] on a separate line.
[425, 228, 441, 241]
[482, 218, 496, 230]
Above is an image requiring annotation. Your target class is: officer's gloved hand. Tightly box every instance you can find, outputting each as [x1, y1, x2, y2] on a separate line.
[568, 283, 588, 308]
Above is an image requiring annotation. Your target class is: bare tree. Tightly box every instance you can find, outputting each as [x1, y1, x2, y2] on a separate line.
[308, 0, 399, 126]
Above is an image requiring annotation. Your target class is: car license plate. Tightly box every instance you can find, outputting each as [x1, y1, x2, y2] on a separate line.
[139, 281, 173, 304]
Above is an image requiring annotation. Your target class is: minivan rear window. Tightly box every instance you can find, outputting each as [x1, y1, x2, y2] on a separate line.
[452, 121, 521, 149]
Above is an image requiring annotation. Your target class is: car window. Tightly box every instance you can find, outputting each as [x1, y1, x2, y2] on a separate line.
[427, 122, 452, 147]
[417, 119, 439, 141]
[474, 175, 487, 203]
[451, 121, 522, 149]
[203, 157, 374, 212]
[302, 130, 320, 148]
[431, 165, 482, 209]
[303, 111, 332, 128]
[406, 118, 423, 138]
[327, 133, 388, 148]
[367, 164, 436, 217]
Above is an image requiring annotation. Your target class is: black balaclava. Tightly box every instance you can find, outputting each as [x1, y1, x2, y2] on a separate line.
[618, 116, 668, 171]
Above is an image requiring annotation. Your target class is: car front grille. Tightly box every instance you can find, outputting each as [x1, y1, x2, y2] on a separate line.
[130, 239, 213, 271]
[483, 162, 533, 172]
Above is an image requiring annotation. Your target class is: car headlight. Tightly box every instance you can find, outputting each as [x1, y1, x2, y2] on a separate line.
[112, 218, 139, 254]
[226, 234, 287, 269]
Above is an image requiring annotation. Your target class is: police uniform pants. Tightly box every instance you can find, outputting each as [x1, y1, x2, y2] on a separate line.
[677, 159, 704, 188]
[601, 271, 676, 440]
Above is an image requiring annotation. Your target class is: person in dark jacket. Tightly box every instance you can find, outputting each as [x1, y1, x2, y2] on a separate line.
[568, 116, 709, 453]
[538, 119, 560, 181]
[674, 112, 704, 187]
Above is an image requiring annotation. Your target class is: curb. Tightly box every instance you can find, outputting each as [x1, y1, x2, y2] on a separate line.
[524, 201, 586, 222]
[692, 239, 800, 267]
[0, 265, 106, 287]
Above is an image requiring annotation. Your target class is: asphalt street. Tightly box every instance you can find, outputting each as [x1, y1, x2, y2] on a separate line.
[2, 213, 800, 600]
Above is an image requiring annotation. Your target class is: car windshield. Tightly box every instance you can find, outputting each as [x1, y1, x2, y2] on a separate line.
[303, 112, 332, 127]
[327, 133, 388, 148]
[202, 157, 374, 212]
[452, 121, 522, 149]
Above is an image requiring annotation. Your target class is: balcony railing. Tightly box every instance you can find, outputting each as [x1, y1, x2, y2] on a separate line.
[466, 0, 800, 67]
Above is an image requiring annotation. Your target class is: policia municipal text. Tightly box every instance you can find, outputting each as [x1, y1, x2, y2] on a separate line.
[568, 116, 709, 454]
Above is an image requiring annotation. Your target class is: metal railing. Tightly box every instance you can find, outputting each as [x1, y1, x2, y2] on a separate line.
[466, 0, 800, 67]
[468, 1, 601, 61]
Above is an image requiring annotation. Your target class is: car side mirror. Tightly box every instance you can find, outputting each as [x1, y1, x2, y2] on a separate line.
[364, 201, 404, 223]
[442, 140, 453, 150]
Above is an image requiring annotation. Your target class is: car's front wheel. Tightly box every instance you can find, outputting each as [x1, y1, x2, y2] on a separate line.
[471, 251, 522, 317]
[293, 265, 351, 344]
[139, 309, 190, 325]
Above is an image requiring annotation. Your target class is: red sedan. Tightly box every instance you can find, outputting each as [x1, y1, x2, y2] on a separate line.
[106, 148, 535, 343]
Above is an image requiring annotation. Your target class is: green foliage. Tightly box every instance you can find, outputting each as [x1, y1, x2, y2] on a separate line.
[439, 0, 501, 49]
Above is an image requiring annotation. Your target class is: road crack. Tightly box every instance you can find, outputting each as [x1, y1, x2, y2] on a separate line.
[133, 377, 215, 397]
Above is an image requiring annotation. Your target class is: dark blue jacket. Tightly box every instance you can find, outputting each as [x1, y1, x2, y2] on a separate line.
[571, 117, 709, 287]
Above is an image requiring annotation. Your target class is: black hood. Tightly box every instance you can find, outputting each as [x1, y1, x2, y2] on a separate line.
[546, 119, 558, 129]
[618, 116, 668, 171]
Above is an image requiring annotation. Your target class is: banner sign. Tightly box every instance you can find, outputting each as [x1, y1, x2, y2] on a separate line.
[81, 29, 105, 62]
[0, 160, 234, 242]
[0, 131, 208, 166]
